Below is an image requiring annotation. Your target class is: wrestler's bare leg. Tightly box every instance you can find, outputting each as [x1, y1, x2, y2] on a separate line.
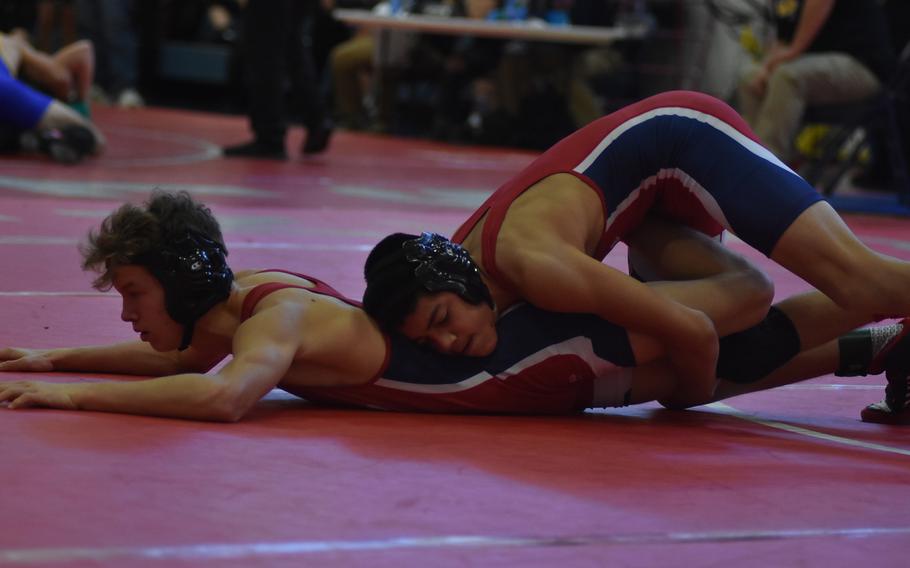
[51, 40, 94, 102]
[771, 201, 910, 319]
[625, 216, 774, 337]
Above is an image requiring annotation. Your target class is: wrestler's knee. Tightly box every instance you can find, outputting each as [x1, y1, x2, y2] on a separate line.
[732, 262, 775, 324]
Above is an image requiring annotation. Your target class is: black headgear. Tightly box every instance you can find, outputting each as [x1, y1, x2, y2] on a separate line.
[363, 232, 493, 329]
[136, 231, 233, 350]
[402, 232, 493, 306]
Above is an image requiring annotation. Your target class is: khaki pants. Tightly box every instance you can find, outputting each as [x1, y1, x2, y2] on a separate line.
[330, 32, 374, 126]
[737, 52, 881, 161]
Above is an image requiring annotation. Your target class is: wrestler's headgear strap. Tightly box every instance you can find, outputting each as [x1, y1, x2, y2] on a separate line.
[134, 231, 233, 351]
[402, 232, 493, 308]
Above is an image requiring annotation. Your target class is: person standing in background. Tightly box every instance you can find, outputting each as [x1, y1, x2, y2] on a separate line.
[223, 0, 332, 159]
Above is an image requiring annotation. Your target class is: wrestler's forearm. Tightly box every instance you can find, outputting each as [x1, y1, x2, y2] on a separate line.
[66, 373, 236, 422]
[775, 0, 833, 64]
[48, 342, 185, 376]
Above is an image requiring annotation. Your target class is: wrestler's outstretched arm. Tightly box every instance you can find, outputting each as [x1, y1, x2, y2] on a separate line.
[0, 304, 303, 421]
[0, 341, 218, 376]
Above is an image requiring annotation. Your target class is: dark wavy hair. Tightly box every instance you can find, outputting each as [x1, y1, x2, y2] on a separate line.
[80, 190, 227, 290]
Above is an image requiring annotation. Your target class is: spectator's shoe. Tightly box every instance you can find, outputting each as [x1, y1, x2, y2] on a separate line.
[862, 318, 910, 424]
[302, 121, 333, 155]
[20, 126, 97, 165]
[223, 140, 287, 160]
[116, 88, 145, 108]
[89, 84, 111, 106]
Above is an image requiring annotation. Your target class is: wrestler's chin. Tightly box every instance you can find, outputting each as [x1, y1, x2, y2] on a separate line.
[472, 331, 498, 357]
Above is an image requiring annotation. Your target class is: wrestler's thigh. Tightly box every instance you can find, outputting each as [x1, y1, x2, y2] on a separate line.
[770, 200, 878, 285]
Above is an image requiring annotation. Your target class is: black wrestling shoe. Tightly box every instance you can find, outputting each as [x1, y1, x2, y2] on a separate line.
[20, 125, 97, 164]
[862, 318, 910, 424]
[302, 121, 333, 155]
[223, 140, 287, 160]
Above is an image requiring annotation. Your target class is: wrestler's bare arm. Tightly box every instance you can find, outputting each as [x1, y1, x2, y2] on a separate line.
[498, 243, 720, 404]
[17, 39, 72, 100]
[0, 305, 305, 422]
[0, 341, 219, 376]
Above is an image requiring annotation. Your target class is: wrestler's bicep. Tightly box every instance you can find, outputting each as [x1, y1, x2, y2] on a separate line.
[501, 246, 693, 338]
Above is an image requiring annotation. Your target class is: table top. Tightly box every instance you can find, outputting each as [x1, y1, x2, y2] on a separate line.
[334, 9, 651, 45]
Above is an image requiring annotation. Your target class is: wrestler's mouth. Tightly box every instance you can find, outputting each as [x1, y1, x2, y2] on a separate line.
[460, 336, 475, 356]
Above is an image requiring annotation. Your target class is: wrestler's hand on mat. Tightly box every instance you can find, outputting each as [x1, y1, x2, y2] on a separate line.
[0, 380, 77, 410]
[0, 348, 54, 372]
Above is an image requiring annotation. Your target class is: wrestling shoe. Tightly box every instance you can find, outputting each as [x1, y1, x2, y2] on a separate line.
[862, 318, 910, 424]
[20, 125, 97, 164]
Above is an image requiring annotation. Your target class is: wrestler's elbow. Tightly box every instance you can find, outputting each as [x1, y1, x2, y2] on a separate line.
[211, 377, 274, 422]
[196, 381, 250, 422]
[212, 391, 255, 422]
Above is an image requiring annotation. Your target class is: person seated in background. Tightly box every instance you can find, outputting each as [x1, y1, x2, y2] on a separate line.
[0, 31, 104, 163]
[737, 0, 895, 165]
[326, 0, 383, 131]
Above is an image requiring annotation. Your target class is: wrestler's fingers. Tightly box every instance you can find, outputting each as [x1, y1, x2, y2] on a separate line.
[7, 391, 39, 409]
[0, 382, 26, 403]
[0, 356, 53, 372]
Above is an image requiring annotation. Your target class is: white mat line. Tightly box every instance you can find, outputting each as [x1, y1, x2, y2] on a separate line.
[3, 526, 910, 564]
[0, 236, 372, 251]
[709, 402, 910, 456]
[0, 292, 111, 297]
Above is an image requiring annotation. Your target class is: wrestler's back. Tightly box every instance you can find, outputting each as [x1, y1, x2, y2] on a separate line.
[231, 270, 387, 389]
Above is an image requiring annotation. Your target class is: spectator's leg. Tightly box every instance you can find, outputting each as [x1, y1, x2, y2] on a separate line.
[331, 32, 373, 129]
[286, 0, 331, 155]
[752, 54, 881, 162]
[224, 0, 289, 158]
[735, 60, 762, 125]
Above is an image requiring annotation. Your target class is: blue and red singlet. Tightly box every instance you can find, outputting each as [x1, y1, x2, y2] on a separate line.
[0, 36, 52, 131]
[241, 271, 636, 414]
[453, 90, 824, 282]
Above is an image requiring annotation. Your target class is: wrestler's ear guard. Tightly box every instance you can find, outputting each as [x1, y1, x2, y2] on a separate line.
[140, 231, 234, 350]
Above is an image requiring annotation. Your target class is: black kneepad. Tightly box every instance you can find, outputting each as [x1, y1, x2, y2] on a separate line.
[716, 307, 801, 384]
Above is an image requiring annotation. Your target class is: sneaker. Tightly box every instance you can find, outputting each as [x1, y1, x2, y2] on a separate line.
[116, 88, 145, 108]
[89, 84, 111, 106]
[223, 140, 287, 160]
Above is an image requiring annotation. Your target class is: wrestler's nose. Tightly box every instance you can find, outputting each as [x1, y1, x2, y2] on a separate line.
[121, 299, 137, 322]
[429, 330, 458, 354]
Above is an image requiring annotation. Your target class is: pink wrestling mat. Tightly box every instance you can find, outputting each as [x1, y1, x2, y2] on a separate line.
[1, 107, 909, 568]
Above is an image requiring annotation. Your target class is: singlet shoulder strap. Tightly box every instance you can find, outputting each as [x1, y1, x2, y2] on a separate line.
[240, 270, 363, 321]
